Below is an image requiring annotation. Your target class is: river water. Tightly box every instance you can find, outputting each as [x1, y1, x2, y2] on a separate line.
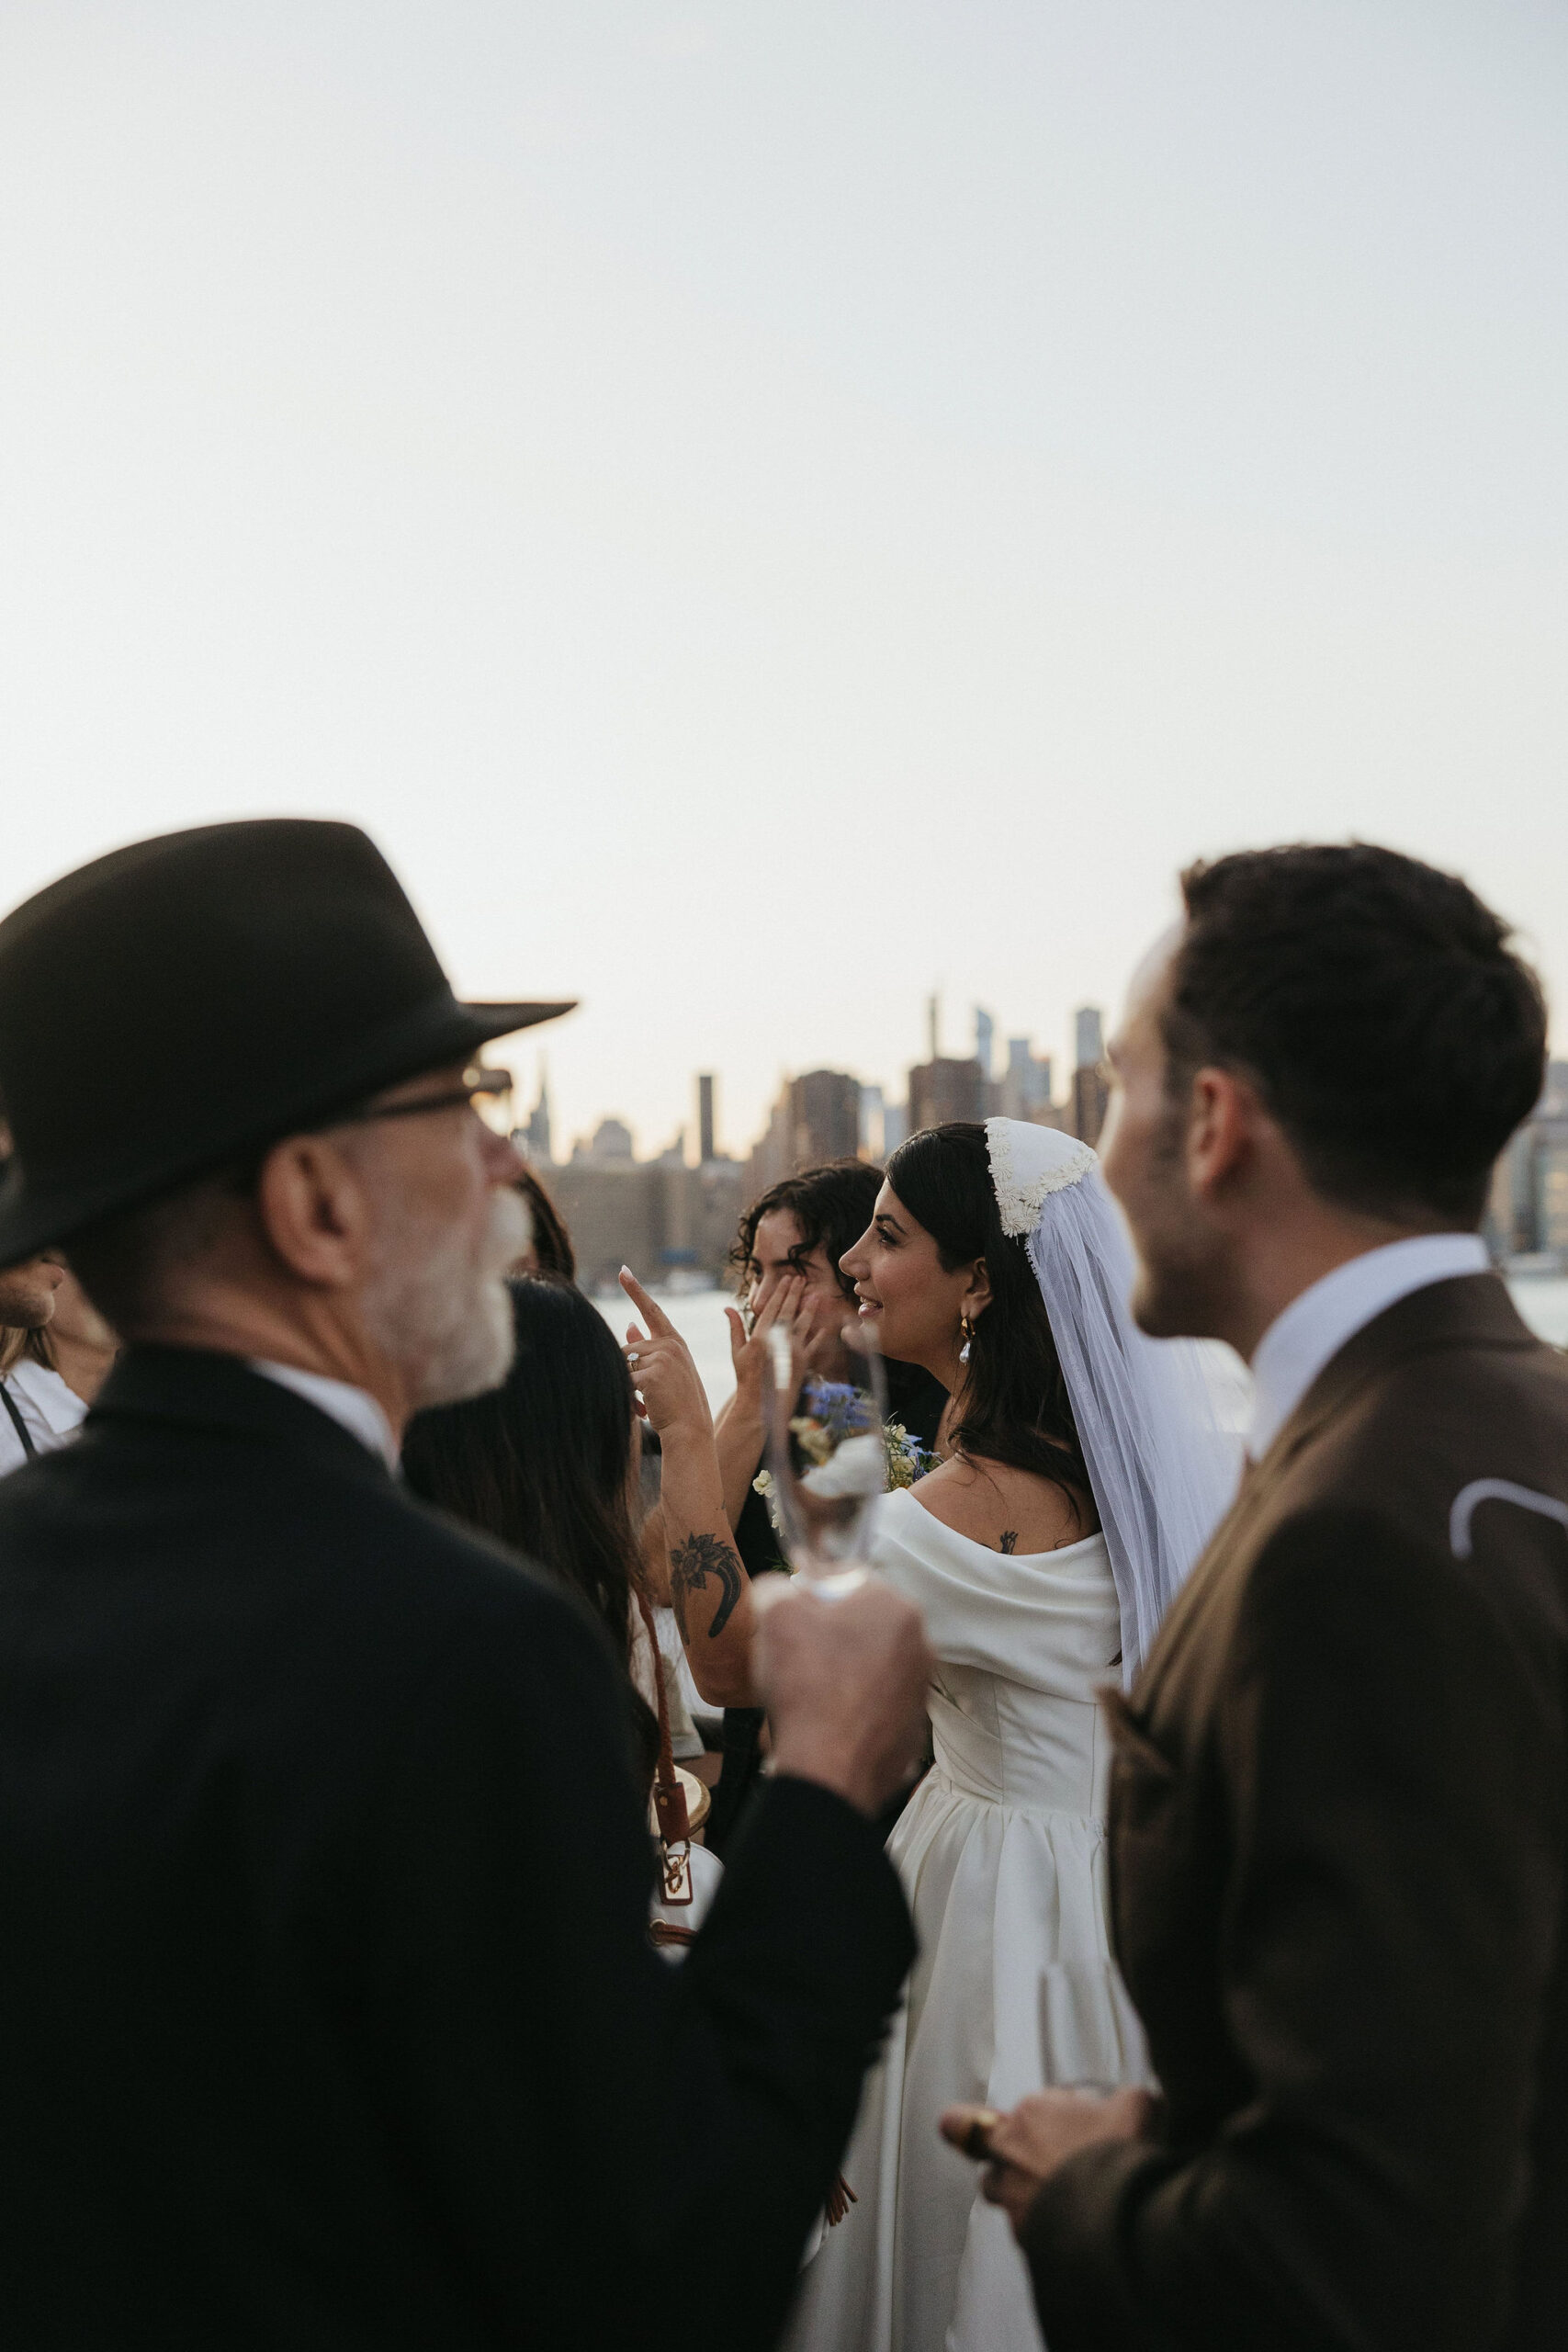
[601, 1275, 1568, 1414]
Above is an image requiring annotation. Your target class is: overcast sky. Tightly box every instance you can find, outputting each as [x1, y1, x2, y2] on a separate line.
[3, 3, 1564, 1159]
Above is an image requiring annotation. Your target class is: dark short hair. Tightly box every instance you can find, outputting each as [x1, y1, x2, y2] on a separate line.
[728, 1159, 884, 1302]
[885, 1123, 1091, 1510]
[66, 1175, 242, 1335]
[1165, 844, 1547, 1224]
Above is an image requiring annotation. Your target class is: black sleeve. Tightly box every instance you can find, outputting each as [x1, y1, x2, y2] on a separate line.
[1021, 1507, 1566, 2352]
[705, 1475, 788, 1860]
[734, 1476, 787, 1580]
[365, 1588, 914, 2351]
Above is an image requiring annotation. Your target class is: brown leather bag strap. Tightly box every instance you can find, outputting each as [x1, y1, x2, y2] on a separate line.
[634, 1586, 676, 1788]
[633, 1587, 692, 1869]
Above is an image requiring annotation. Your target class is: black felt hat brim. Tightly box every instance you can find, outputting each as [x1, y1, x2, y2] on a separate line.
[0, 991, 573, 1266]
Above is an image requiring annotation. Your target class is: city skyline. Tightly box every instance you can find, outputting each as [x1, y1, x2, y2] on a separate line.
[529, 1037, 1568, 1290]
[530, 989, 1127, 1290]
[519, 991, 1106, 1171]
[4, 6, 1564, 1164]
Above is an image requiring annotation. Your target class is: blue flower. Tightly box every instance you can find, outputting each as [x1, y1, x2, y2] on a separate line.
[800, 1377, 878, 1442]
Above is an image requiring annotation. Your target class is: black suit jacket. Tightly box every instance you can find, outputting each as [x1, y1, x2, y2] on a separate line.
[0, 1348, 913, 2349]
[1024, 1273, 1568, 2352]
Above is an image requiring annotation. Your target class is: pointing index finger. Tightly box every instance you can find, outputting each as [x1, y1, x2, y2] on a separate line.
[619, 1265, 676, 1338]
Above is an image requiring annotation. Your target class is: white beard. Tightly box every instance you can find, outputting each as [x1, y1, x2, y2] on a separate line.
[361, 1182, 529, 1411]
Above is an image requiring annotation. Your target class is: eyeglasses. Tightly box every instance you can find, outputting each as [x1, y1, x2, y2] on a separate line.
[332, 1067, 513, 1128]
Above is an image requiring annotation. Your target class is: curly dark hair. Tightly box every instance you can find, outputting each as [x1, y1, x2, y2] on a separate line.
[1166, 845, 1547, 1225]
[728, 1160, 884, 1302]
[885, 1123, 1092, 1513]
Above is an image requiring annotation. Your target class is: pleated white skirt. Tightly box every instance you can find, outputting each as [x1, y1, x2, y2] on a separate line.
[784, 1763, 1147, 2352]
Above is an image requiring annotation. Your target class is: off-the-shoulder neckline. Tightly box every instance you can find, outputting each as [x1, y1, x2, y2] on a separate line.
[892, 1485, 1108, 1563]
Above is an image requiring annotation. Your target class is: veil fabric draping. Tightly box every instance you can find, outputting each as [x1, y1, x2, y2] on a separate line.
[785, 1120, 1233, 2352]
[986, 1118, 1240, 1683]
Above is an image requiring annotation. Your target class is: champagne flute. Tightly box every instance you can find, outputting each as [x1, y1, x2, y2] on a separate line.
[761, 1292, 889, 1592]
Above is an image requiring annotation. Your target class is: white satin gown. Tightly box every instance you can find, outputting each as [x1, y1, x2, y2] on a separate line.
[785, 1486, 1148, 2352]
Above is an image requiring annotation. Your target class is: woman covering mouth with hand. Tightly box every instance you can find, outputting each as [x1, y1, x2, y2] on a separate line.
[628, 1160, 946, 1860]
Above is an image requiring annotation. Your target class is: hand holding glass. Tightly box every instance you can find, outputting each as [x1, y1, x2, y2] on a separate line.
[761, 1293, 889, 1591]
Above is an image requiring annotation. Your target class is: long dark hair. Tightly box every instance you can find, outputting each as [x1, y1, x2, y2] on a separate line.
[401, 1276, 658, 1777]
[886, 1123, 1093, 1512]
[514, 1168, 576, 1279]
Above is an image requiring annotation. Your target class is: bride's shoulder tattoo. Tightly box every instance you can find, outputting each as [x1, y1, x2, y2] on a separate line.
[669, 1532, 744, 1640]
[998, 1530, 1019, 1555]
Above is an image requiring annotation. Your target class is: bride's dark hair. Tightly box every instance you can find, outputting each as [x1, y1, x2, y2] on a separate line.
[885, 1122, 1093, 1514]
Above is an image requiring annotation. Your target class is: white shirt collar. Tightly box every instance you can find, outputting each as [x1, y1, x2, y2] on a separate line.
[248, 1360, 400, 1472]
[1247, 1233, 1490, 1462]
[0, 1357, 88, 1473]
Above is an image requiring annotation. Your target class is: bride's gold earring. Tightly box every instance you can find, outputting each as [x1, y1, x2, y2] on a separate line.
[959, 1311, 974, 1366]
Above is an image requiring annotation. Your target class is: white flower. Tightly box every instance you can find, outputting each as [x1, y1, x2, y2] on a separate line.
[798, 1431, 886, 1500]
[751, 1466, 783, 1533]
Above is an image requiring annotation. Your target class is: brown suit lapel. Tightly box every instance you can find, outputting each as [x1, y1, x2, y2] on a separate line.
[1128, 1272, 1539, 1719]
[1251, 1269, 1535, 1487]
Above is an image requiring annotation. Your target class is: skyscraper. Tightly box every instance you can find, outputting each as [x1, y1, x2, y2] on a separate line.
[1002, 1036, 1053, 1120]
[697, 1073, 716, 1165]
[578, 1117, 634, 1163]
[975, 1006, 995, 1080]
[792, 1069, 863, 1167]
[1071, 1005, 1109, 1147]
[1075, 1006, 1104, 1070]
[524, 1061, 554, 1164]
[908, 1057, 986, 1134]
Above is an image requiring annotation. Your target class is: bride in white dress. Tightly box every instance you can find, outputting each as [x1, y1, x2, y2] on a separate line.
[625, 1117, 1235, 2352]
[784, 1117, 1235, 2352]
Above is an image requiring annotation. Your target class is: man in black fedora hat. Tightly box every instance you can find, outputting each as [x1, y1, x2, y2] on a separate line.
[0, 820, 930, 2351]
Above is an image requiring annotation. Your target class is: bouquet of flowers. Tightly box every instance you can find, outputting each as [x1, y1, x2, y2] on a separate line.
[752, 1381, 934, 1535]
[884, 1420, 935, 1490]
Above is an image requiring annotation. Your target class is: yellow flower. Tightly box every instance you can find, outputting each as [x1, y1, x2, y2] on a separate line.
[787, 1415, 835, 1467]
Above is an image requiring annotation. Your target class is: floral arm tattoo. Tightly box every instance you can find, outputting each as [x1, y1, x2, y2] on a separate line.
[669, 1532, 745, 1642]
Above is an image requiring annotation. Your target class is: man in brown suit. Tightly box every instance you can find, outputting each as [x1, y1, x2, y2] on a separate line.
[943, 845, 1565, 2350]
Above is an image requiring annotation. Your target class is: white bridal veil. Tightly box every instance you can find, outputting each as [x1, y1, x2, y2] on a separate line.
[986, 1117, 1241, 1684]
